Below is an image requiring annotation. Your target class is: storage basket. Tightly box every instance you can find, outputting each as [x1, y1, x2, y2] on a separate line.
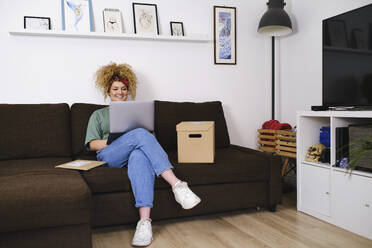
[258, 129, 297, 177]
[275, 130, 297, 159]
[257, 129, 276, 153]
[257, 129, 296, 157]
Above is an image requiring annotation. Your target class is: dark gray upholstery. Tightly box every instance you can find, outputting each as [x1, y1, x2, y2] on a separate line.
[0, 102, 282, 248]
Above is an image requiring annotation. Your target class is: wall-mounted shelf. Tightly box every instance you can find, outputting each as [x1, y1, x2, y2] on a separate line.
[9, 29, 212, 42]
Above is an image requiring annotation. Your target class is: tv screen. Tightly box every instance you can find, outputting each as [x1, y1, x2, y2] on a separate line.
[323, 4, 372, 108]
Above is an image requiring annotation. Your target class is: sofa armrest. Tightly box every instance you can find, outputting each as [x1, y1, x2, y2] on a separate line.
[230, 144, 282, 209]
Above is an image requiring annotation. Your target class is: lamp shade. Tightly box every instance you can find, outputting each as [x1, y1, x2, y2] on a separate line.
[258, 0, 292, 36]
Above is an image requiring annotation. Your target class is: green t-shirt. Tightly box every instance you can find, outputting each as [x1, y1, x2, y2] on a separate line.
[85, 107, 110, 151]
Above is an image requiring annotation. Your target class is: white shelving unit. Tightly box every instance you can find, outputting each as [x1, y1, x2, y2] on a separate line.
[8, 29, 212, 42]
[297, 110, 372, 240]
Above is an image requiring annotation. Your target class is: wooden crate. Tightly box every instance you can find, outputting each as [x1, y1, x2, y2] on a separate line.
[275, 130, 297, 159]
[257, 129, 276, 153]
[258, 129, 297, 177]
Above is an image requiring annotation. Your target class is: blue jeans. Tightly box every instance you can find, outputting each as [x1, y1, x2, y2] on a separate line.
[96, 128, 173, 208]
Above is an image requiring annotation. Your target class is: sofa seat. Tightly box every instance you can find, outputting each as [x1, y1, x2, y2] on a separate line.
[168, 146, 270, 185]
[0, 157, 73, 176]
[0, 167, 91, 233]
[79, 147, 270, 194]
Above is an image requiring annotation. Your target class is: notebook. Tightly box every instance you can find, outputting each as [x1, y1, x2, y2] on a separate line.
[56, 160, 106, 171]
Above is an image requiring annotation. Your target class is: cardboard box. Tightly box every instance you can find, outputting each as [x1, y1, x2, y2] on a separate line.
[176, 121, 215, 163]
[56, 160, 106, 171]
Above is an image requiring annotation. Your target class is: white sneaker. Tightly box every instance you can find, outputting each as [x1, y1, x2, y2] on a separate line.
[132, 219, 153, 247]
[172, 181, 201, 209]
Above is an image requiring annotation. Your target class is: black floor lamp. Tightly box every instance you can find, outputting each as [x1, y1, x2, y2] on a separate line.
[258, 0, 292, 120]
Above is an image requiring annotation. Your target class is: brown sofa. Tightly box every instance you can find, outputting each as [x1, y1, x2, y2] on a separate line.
[0, 101, 281, 248]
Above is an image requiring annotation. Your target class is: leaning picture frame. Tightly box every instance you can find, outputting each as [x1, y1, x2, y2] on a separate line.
[132, 3, 159, 35]
[61, 0, 93, 32]
[214, 6, 236, 65]
[170, 22, 184, 36]
[24, 16, 51, 30]
[103, 8, 123, 33]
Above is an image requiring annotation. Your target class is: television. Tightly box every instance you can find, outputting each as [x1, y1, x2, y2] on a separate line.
[323, 4, 372, 109]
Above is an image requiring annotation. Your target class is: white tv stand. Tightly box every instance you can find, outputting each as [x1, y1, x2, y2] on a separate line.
[297, 110, 372, 240]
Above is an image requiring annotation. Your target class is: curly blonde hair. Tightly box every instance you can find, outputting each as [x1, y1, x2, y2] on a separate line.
[95, 62, 138, 100]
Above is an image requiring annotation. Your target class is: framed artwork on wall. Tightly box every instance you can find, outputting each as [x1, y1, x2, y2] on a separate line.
[103, 8, 123, 33]
[170, 22, 184, 36]
[214, 6, 236, 65]
[61, 0, 93, 32]
[132, 3, 159, 35]
[24, 16, 51, 30]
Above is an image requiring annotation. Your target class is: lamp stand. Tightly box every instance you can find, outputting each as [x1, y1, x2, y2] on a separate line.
[271, 36, 275, 120]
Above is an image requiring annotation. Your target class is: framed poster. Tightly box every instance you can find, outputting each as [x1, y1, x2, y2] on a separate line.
[132, 3, 159, 35]
[170, 22, 184, 36]
[24, 16, 51, 30]
[61, 0, 93, 32]
[103, 8, 123, 33]
[214, 6, 236, 65]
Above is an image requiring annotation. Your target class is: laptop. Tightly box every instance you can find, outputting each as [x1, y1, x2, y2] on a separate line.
[108, 101, 154, 144]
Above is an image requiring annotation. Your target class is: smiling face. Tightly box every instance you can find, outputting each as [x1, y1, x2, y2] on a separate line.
[109, 81, 128, 102]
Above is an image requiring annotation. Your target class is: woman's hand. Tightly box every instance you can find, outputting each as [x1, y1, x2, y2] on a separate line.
[89, 139, 108, 151]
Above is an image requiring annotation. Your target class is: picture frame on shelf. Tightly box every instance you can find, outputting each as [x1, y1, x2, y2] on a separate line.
[214, 6, 236, 65]
[103, 8, 123, 33]
[132, 3, 159, 35]
[327, 19, 348, 48]
[24, 16, 51, 30]
[170, 22, 184, 36]
[61, 0, 93, 32]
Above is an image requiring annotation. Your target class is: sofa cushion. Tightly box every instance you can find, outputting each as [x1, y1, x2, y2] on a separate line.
[0, 157, 73, 176]
[0, 104, 71, 161]
[81, 166, 131, 193]
[78, 146, 269, 194]
[154, 101, 230, 150]
[169, 147, 270, 184]
[70, 103, 107, 157]
[0, 169, 91, 233]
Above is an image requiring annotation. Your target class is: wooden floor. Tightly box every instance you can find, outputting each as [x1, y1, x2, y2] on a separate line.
[92, 193, 372, 248]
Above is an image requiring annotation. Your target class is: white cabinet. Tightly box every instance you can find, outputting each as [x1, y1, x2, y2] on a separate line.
[301, 164, 330, 216]
[332, 170, 372, 239]
[297, 111, 372, 240]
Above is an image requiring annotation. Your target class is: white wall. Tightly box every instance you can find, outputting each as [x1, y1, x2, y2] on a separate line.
[0, 0, 273, 149]
[279, 0, 372, 125]
[3, 1, 370, 148]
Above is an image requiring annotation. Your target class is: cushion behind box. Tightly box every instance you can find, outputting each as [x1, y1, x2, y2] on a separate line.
[154, 100, 230, 150]
[70, 103, 107, 157]
[0, 104, 71, 160]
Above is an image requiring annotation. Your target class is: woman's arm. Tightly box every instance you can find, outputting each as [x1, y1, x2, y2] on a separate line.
[89, 139, 108, 151]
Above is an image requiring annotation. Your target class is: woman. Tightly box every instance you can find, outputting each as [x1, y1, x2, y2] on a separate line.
[85, 63, 201, 247]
